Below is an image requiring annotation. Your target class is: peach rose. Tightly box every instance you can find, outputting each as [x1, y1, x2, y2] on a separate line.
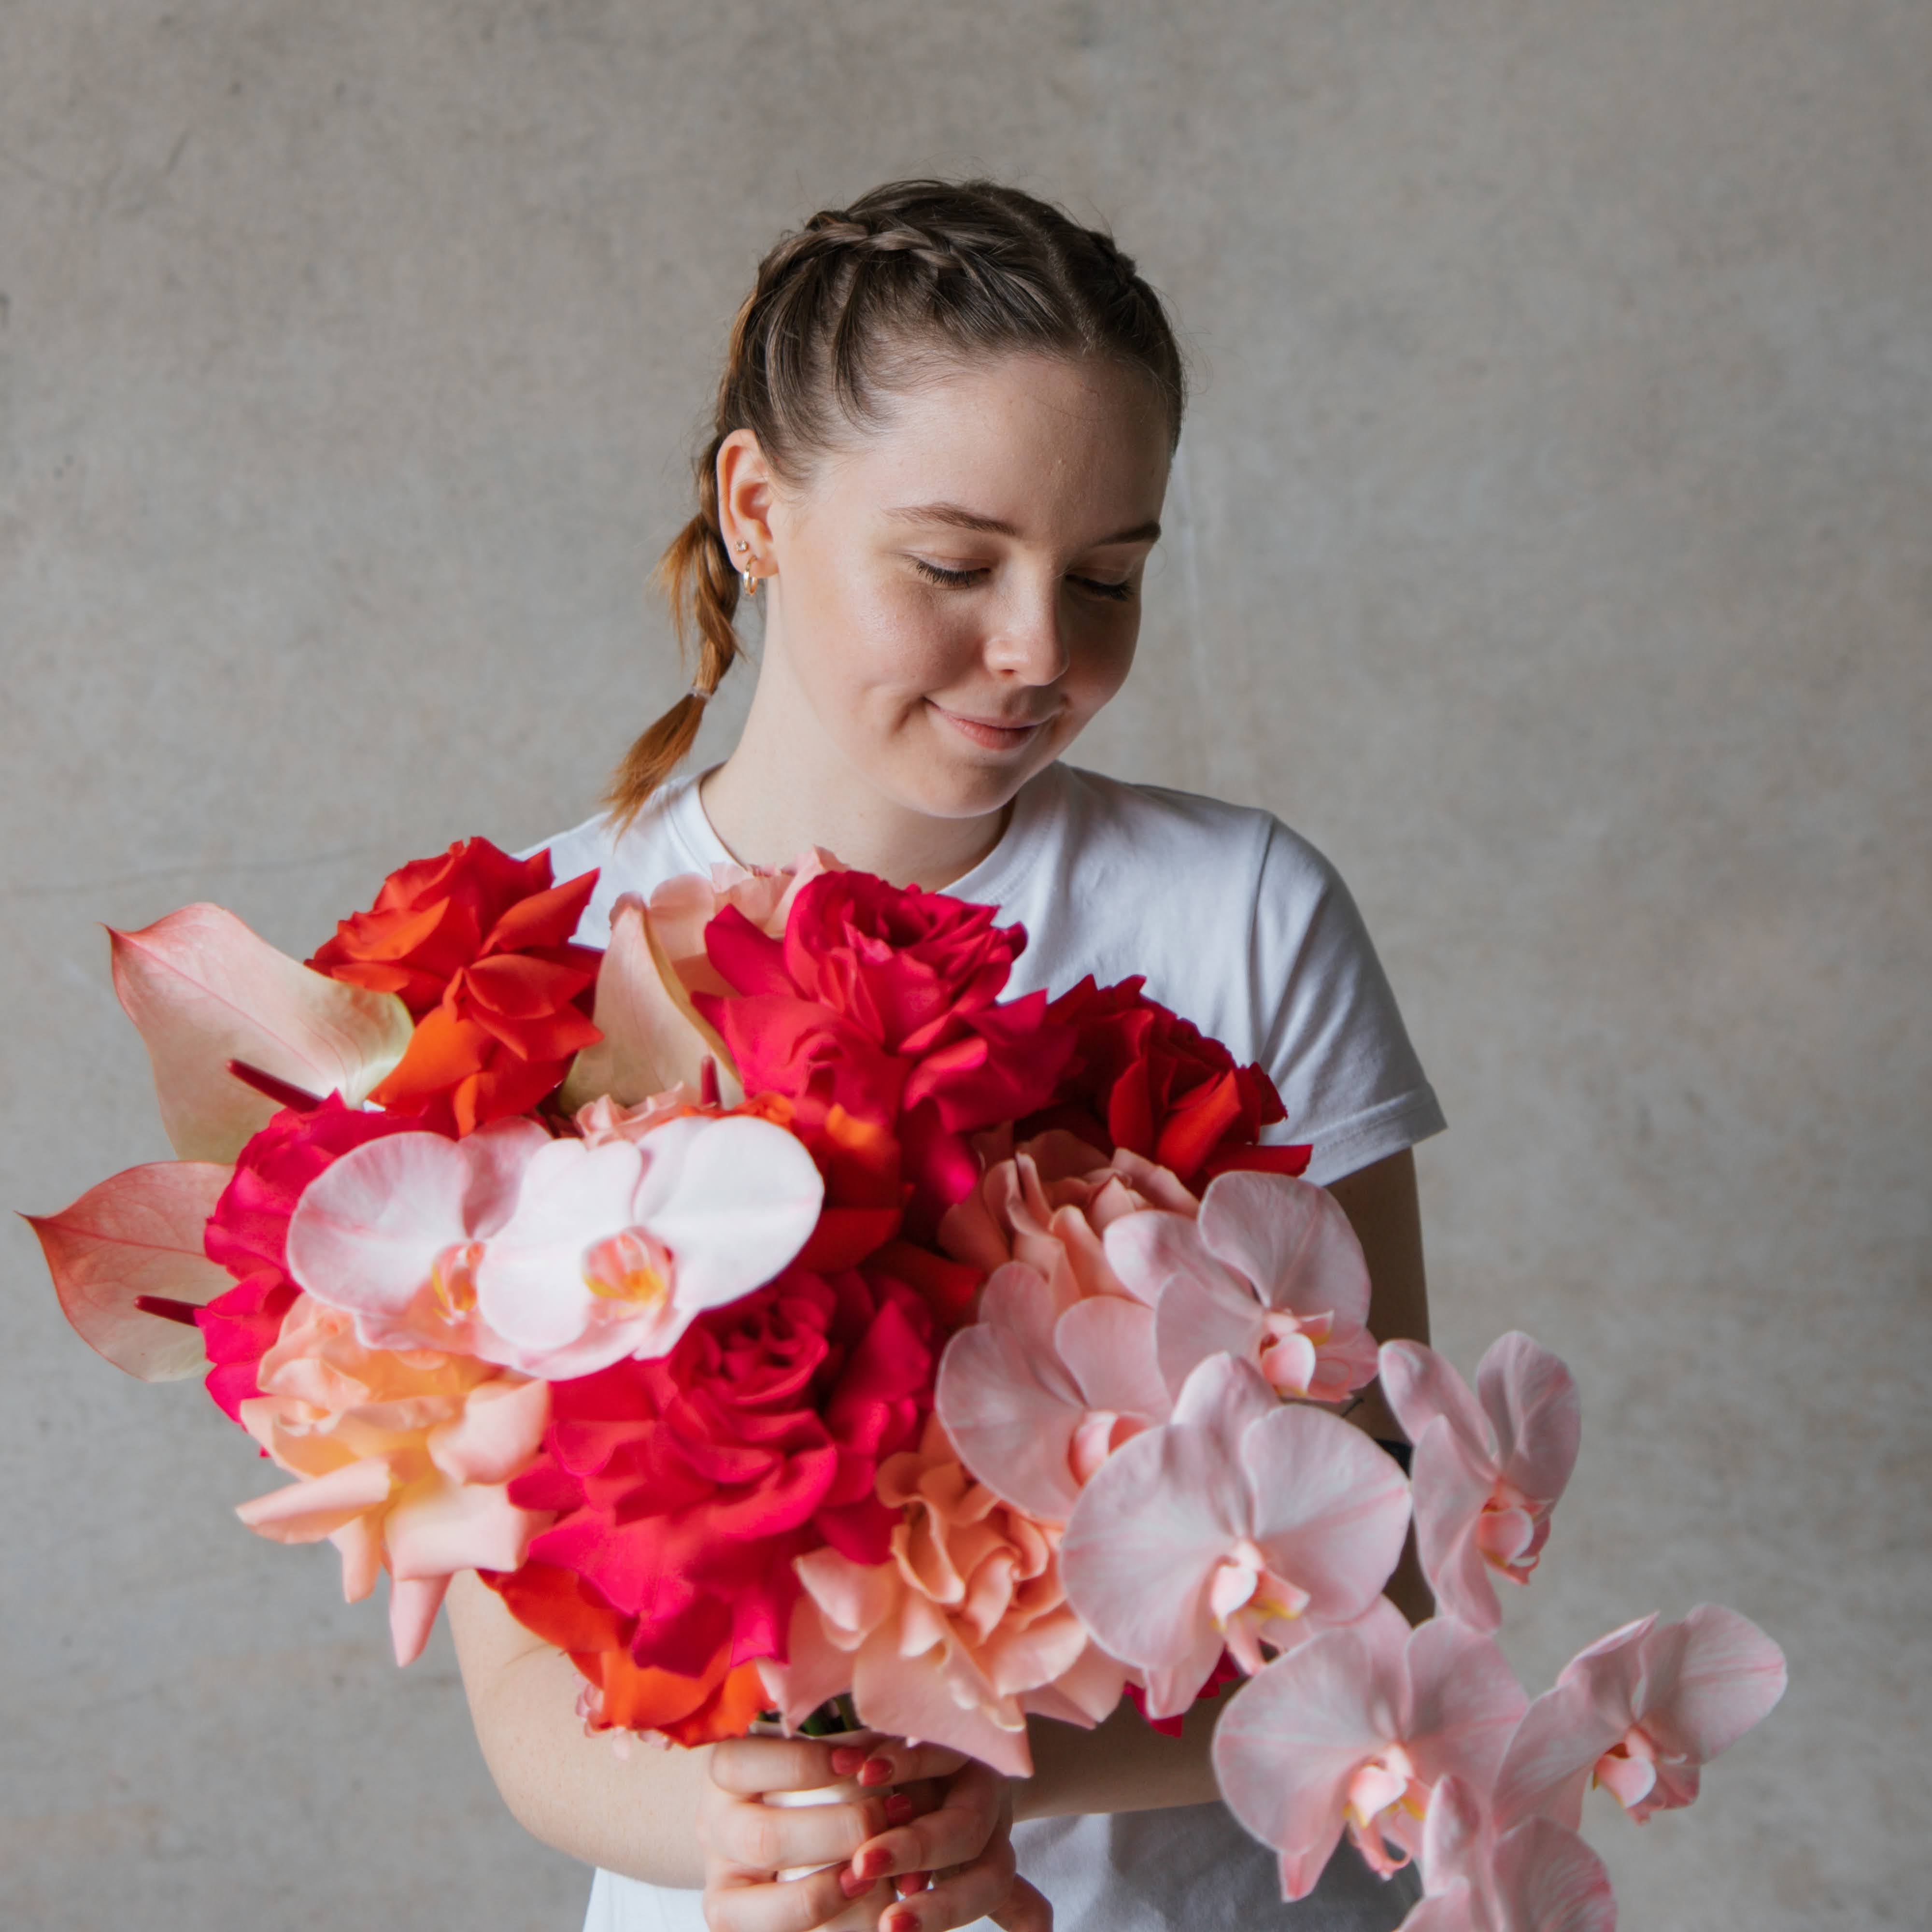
[235, 1295, 551, 1664]
[939, 1129, 1199, 1305]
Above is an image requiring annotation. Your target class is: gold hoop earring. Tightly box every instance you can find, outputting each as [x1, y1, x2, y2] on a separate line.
[740, 567, 760, 597]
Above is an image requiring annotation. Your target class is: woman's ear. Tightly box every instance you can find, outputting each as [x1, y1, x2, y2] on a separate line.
[717, 429, 778, 572]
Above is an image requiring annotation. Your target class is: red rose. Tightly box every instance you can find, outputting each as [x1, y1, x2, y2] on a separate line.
[308, 838, 603, 1135]
[198, 1097, 424, 1422]
[509, 1261, 935, 1680]
[1029, 976, 1301, 1186]
[696, 874, 1076, 1235]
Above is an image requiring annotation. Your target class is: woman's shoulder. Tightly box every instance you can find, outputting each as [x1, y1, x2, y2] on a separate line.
[524, 773, 715, 944]
[1040, 763, 1344, 902]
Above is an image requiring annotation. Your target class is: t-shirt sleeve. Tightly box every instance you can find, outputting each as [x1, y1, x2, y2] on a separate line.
[1249, 820, 1446, 1186]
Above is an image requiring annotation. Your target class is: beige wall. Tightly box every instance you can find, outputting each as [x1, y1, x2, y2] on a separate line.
[4, 4, 1926, 1927]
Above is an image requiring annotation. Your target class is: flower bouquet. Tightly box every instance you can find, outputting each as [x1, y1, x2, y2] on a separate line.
[30, 835, 1785, 1926]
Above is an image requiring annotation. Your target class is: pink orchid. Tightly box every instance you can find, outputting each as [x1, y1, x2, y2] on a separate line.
[1213, 1598, 1528, 1899]
[235, 1295, 552, 1664]
[25, 1161, 234, 1380]
[285, 1111, 824, 1377]
[1493, 1607, 1787, 1831]
[778, 1417, 1123, 1776]
[1398, 1776, 1617, 1932]
[1105, 1171, 1379, 1404]
[109, 904, 414, 1162]
[1060, 1354, 1411, 1718]
[1379, 1335, 1581, 1632]
[939, 1129, 1198, 1305]
[936, 1260, 1171, 1521]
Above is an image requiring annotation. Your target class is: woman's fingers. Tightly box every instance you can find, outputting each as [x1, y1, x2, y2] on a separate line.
[872, 1833, 1034, 1932]
[704, 1864, 894, 1932]
[709, 1731, 884, 1797]
[708, 1783, 943, 1873]
[830, 1737, 969, 1789]
[848, 1759, 1004, 1885]
[988, 1875, 1054, 1932]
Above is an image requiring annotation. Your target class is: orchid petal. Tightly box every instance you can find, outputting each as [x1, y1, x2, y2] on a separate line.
[24, 1162, 232, 1380]
[1213, 1607, 1411, 1899]
[1242, 1405, 1413, 1624]
[628, 1114, 826, 1312]
[1155, 1270, 1265, 1399]
[474, 1139, 649, 1350]
[1170, 1350, 1280, 1438]
[1491, 1816, 1618, 1932]
[386, 1474, 545, 1582]
[1475, 1333, 1581, 1506]
[936, 1321, 1084, 1522]
[1410, 1414, 1507, 1632]
[1196, 1171, 1371, 1330]
[1494, 1620, 1655, 1832]
[1404, 1616, 1529, 1790]
[1056, 1293, 1169, 1423]
[1638, 1604, 1787, 1767]
[286, 1131, 497, 1332]
[110, 905, 413, 1161]
[1060, 1412, 1246, 1668]
[1379, 1340, 1492, 1466]
[1103, 1207, 1229, 1309]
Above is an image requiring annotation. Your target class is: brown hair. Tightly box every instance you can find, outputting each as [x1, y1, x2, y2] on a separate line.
[605, 178, 1187, 827]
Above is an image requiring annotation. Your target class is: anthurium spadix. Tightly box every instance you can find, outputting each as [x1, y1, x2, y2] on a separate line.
[110, 904, 414, 1162]
[23, 1161, 234, 1378]
[1059, 1353, 1411, 1718]
[1379, 1334, 1581, 1633]
[558, 893, 743, 1115]
[285, 1111, 824, 1377]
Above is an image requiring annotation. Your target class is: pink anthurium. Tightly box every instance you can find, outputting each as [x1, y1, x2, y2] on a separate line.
[1060, 1353, 1411, 1719]
[1380, 1334, 1581, 1633]
[109, 904, 414, 1162]
[1398, 1775, 1617, 1932]
[1493, 1606, 1787, 1832]
[558, 892, 742, 1114]
[1106, 1171, 1378, 1404]
[936, 1261, 1171, 1521]
[285, 1110, 824, 1377]
[25, 1161, 234, 1379]
[1213, 1598, 1528, 1900]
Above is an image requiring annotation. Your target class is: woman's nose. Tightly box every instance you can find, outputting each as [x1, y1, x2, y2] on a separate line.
[984, 584, 1071, 685]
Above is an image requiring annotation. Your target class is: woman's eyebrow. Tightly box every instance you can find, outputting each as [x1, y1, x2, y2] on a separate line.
[883, 501, 1162, 545]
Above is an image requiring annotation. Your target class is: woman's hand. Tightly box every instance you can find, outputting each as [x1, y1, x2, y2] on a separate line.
[700, 1733, 1050, 1932]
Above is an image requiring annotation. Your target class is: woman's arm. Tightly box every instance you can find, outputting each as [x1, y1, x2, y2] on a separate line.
[444, 1570, 716, 1888]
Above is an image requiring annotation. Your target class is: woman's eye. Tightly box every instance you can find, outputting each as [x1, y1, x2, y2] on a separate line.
[911, 558, 988, 588]
[1071, 575, 1136, 602]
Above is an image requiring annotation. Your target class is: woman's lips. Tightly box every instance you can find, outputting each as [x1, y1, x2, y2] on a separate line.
[926, 701, 1056, 752]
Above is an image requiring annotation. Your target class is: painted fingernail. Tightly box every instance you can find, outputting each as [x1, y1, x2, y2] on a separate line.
[839, 1866, 872, 1899]
[858, 1755, 894, 1786]
[830, 1746, 867, 1775]
[883, 1792, 916, 1824]
[854, 1846, 892, 1880]
[883, 1912, 918, 1932]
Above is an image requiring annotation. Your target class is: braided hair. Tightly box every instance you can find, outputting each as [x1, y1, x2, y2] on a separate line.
[607, 179, 1187, 825]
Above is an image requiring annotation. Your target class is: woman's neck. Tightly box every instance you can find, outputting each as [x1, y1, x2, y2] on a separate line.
[698, 653, 1012, 891]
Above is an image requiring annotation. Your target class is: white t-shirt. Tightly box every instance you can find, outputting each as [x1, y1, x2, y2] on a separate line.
[539, 761, 1445, 1932]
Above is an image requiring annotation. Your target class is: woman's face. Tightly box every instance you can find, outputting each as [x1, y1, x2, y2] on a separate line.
[744, 352, 1172, 823]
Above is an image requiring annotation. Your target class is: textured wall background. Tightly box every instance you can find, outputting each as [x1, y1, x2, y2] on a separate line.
[3, 4, 1926, 1928]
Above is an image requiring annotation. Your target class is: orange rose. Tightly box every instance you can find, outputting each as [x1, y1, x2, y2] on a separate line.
[309, 838, 602, 1134]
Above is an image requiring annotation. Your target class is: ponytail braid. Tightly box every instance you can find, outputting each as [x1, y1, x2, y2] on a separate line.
[605, 178, 1186, 829]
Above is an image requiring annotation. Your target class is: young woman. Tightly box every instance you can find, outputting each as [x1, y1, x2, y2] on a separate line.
[448, 178, 1444, 1932]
